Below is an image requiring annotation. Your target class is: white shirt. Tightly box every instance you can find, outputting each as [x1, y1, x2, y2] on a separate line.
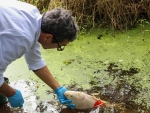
[0, 1, 46, 86]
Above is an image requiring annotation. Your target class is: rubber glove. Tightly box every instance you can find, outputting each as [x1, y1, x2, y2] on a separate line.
[8, 89, 24, 108]
[55, 86, 75, 109]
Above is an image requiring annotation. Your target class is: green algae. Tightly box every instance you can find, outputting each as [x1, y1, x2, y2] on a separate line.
[3, 25, 150, 112]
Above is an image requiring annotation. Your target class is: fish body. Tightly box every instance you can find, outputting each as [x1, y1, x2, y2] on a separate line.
[64, 91, 106, 110]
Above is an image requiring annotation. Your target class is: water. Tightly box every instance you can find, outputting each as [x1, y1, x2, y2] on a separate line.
[2, 26, 150, 112]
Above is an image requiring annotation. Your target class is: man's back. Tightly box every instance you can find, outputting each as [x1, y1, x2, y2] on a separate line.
[0, 1, 43, 76]
[0, 1, 40, 38]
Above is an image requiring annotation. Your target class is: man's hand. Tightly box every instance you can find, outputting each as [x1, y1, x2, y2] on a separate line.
[8, 89, 24, 108]
[55, 86, 75, 109]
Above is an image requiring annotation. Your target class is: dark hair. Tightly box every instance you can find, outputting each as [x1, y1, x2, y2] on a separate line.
[41, 7, 79, 43]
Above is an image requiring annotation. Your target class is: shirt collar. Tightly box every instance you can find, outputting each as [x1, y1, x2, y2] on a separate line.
[31, 15, 42, 52]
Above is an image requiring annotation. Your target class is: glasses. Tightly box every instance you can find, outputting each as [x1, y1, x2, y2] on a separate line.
[42, 14, 65, 51]
[53, 36, 65, 51]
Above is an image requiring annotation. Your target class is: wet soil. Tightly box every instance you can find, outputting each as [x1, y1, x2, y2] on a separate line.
[0, 102, 11, 113]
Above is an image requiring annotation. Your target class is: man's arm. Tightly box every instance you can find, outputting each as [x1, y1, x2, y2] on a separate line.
[33, 65, 61, 90]
[33, 65, 75, 108]
[0, 81, 24, 107]
[0, 82, 16, 97]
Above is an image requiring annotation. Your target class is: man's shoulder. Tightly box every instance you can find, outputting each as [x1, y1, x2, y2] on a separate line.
[0, 1, 40, 20]
[0, 1, 37, 10]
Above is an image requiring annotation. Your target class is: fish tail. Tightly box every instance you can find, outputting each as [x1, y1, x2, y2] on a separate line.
[94, 100, 106, 108]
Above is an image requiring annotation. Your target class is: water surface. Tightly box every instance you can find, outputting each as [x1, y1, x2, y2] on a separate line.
[3, 26, 150, 112]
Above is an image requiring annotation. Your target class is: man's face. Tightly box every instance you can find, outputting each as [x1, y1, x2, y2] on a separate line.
[38, 32, 69, 50]
[42, 39, 69, 50]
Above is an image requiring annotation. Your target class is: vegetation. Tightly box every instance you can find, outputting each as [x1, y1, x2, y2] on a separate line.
[21, 0, 150, 31]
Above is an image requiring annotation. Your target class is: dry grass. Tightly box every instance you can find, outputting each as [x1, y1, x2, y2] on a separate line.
[21, 0, 150, 31]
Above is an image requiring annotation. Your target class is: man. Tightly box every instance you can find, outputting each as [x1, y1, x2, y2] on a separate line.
[0, 0, 78, 108]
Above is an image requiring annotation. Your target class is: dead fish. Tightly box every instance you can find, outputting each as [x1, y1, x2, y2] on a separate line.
[64, 91, 106, 110]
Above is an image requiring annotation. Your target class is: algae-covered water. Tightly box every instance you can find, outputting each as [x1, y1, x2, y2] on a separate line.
[3, 25, 150, 113]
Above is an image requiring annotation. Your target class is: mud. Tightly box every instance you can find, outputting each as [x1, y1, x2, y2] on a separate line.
[0, 102, 11, 113]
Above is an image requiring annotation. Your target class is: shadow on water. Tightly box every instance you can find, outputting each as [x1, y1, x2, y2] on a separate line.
[0, 63, 150, 113]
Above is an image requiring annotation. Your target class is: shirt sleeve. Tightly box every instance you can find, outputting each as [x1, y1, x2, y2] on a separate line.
[0, 41, 5, 86]
[0, 71, 5, 87]
[24, 42, 46, 70]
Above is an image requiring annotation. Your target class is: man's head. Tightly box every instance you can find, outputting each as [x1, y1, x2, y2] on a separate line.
[39, 7, 79, 50]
